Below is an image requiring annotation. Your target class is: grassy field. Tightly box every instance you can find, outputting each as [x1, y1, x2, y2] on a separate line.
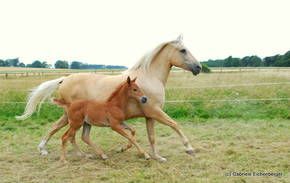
[0, 68, 290, 182]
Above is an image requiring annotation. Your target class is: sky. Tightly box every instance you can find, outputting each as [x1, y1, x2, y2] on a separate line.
[0, 0, 289, 67]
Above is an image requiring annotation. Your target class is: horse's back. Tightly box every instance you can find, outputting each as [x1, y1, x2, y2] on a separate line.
[58, 73, 124, 102]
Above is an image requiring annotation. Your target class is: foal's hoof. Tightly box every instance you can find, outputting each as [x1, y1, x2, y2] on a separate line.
[151, 154, 167, 162]
[101, 154, 108, 160]
[116, 147, 125, 153]
[85, 154, 95, 159]
[185, 149, 195, 156]
[60, 159, 68, 164]
[156, 156, 167, 162]
[75, 152, 85, 157]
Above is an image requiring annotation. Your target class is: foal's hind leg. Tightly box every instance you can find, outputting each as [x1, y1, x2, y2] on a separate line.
[70, 133, 84, 157]
[60, 127, 76, 163]
[81, 123, 108, 160]
[38, 114, 68, 155]
[117, 123, 136, 152]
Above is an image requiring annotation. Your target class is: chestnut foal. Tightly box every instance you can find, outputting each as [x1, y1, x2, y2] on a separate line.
[54, 76, 149, 162]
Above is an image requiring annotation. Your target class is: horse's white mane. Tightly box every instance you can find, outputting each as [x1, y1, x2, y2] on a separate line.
[125, 42, 168, 72]
[124, 36, 183, 73]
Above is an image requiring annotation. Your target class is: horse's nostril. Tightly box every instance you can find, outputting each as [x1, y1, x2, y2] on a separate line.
[196, 65, 201, 70]
[141, 97, 147, 103]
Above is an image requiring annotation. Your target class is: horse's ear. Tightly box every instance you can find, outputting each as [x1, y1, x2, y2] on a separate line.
[127, 76, 131, 85]
[176, 34, 183, 42]
[132, 77, 137, 82]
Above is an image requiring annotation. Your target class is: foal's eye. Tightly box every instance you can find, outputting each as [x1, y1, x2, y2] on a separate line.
[133, 89, 137, 91]
[180, 49, 187, 54]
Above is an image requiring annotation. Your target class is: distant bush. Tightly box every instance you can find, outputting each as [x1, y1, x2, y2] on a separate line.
[201, 64, 211, 73]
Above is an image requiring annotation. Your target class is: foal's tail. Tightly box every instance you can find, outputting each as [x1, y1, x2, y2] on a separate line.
[15, 77, 66, 120]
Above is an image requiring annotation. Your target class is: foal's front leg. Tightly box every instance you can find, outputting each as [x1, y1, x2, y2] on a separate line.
[111, 122, 150, 160]
[117, 123, 136, 152]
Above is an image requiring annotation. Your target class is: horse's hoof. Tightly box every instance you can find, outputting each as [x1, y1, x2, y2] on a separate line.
[157, 156, 167, 162]
[39, 149, 48, 156]
[144, 153, 151, 160]
[101, 154, 108, 160]
[185, 149, 195, 156]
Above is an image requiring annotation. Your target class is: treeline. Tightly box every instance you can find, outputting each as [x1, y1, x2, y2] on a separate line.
[202, 50, 290, 67]
[0, 58, 127, 69]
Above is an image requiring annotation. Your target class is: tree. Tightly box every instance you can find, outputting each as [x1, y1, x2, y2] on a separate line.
[70, 61, 82, 69]
[263, 55, 277, 66]
[6, 58, 19, 67]
[247, 56, 262, 67]
[0, 59, 5, 66]
[26, 60, 48, 68]
[19, 63, 26, 67]
[55, 60, 69, 69]
[201, 64, 211, 73]
[28, 60, 43, 68]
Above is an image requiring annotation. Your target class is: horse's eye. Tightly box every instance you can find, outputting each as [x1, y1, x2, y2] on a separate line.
[133, 89, 137, 91]
[180, 49, 187, 54]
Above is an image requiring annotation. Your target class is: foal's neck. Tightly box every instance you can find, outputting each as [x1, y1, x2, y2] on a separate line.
[107, 85, 129, 110]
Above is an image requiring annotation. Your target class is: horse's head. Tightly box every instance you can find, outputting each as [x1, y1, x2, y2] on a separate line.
[126, 76, 147, 104]
[167, 35, 202, 75]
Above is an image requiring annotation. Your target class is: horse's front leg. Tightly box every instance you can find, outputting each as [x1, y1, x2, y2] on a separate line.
[146, 118, 167, 162]
[145, 107, 195, 155]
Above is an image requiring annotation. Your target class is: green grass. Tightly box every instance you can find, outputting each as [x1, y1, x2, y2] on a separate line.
[0, 119, 290, 182]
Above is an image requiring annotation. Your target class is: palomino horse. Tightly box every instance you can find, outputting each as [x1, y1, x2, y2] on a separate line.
[16, 35, 202, 162]
[55, 77, 150, 162]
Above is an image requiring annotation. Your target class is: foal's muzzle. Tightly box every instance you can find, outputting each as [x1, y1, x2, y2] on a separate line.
[141, 96, 147, 104]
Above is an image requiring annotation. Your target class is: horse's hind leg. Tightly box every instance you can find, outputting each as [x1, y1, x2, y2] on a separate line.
[38, 114, 68, 155]
[81, 122, 108, 160]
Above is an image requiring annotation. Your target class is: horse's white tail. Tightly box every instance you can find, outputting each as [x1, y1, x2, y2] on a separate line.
[15, 77, 66, 120]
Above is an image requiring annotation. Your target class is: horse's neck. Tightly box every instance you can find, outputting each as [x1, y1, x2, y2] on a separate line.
[149, 51, 172, 85]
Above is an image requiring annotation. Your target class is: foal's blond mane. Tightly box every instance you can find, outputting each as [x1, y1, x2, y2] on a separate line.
[125, 41, 174, 72]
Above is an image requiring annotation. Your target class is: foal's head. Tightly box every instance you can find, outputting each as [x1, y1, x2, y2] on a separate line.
[125, 76, 147, 104]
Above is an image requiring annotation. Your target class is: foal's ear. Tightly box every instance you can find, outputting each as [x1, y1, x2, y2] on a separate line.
[127, 76, 131, 85]
[132, 77, 137, 82]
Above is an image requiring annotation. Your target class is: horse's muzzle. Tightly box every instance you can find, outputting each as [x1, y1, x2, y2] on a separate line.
[192, 65, 202, 75]
[141, 96, 147, 104]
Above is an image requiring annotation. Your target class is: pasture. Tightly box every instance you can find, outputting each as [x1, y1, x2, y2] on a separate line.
[0, 68, 290, 182]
